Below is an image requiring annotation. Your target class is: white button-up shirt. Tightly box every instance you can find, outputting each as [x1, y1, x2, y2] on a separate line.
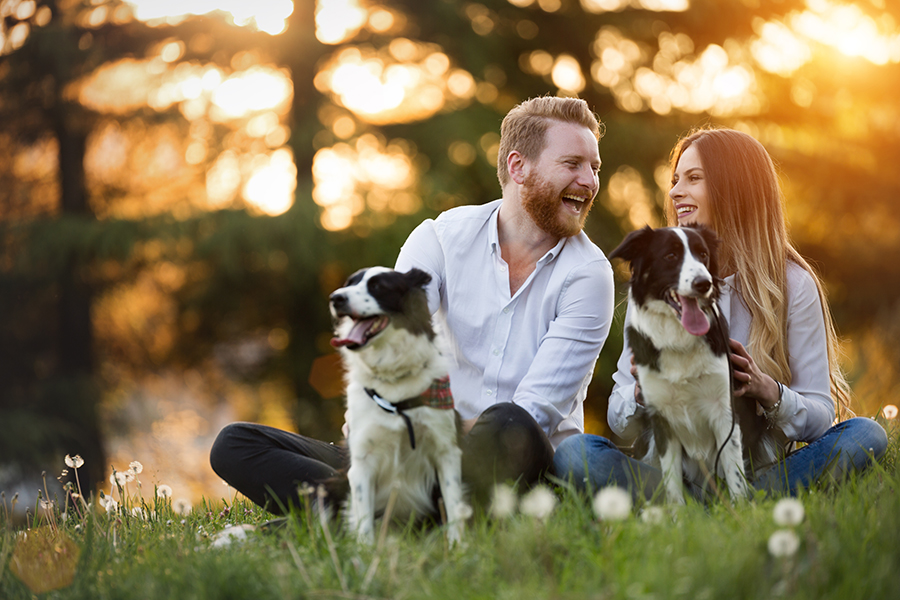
[608, 261, 835, 444]
[395, 199, 615, 448]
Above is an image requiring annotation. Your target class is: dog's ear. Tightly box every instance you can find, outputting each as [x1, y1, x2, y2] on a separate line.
[402, 267, 432, 290]
[693, 224, 721, 278]
[609, 226, 654, 267]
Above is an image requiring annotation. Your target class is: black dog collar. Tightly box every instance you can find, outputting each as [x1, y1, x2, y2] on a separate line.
[364, 377, 453, 449]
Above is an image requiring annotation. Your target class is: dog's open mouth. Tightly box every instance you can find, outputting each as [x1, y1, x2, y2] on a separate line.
[330, 314, 389, 350]
[666, 290, 710, 336]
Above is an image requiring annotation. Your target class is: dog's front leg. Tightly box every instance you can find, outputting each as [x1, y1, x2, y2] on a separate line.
[434, 446, 471, 547]
[347, 461, 376, 544]
[714, 418, 752, 501]
[658, 438, 686, 505]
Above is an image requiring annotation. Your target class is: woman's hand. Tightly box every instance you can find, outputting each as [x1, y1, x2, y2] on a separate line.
[630, 355, 644, 406]
[729, 339, 780, 408]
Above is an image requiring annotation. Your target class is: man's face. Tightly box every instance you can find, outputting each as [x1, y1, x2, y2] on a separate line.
[521, 121, 601, 238]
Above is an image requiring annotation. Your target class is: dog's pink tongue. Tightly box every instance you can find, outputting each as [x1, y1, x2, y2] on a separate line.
[679, 295, 710, 336]
[330, 317, 378, 348]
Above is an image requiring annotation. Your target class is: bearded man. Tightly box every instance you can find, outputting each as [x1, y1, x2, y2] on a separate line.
[394, 96, 615, 502]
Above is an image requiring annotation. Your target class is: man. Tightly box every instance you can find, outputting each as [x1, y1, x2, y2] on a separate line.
[395, 96, 614, 501]
[209, 96, 614, 512]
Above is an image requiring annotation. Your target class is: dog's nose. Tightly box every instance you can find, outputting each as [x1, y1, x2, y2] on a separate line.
[692, 277, 711, 295]
[330, 293, 347, 309]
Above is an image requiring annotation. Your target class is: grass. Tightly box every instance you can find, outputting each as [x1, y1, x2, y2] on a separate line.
[2, 420, 898, 600]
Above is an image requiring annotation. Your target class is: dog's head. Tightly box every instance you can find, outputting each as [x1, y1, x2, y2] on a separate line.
[329, 267, 433, 351]
[610, 224, 721, 336]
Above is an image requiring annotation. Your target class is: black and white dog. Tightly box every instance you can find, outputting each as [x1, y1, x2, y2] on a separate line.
[611, 225, 777, 504]
[329, 267, 470, 544]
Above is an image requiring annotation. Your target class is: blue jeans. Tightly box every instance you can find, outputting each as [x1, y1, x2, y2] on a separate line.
[553, 417, 888, 500]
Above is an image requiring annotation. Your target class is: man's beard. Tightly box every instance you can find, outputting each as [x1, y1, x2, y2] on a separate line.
[521, 171, 593, 239]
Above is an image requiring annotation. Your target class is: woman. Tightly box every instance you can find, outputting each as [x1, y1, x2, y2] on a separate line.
[554, 127, 887, 499]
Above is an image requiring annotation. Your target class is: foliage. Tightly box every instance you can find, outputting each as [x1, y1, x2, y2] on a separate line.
[2, 0, 900, 497]
[1, 421, 898, 599]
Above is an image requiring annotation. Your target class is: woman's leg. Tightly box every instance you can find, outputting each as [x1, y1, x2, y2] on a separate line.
[553, 434, 665, 501]
[754, 417, 888, 495]
[209, 422, 348, 515]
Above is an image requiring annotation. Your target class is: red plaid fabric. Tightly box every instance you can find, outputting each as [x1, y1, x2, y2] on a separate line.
[420, 375, 454, 410]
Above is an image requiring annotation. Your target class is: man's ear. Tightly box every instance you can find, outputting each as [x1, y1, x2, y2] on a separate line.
[507, 150, 527, 185]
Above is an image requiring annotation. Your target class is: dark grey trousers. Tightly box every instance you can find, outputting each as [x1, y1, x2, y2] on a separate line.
[209, 402, 554, 515]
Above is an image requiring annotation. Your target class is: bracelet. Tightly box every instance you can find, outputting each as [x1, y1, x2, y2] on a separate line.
[764, 381, 784, 429]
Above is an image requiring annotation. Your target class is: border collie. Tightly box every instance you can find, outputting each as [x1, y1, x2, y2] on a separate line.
[329, 267, 470, 544]
[610, 225, 777, 504]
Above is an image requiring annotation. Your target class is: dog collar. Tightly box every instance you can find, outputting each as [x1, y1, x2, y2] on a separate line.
[364, 376, 454, 449]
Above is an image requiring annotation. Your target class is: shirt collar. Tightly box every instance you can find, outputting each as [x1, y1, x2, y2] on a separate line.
[488, 203, 568, 263]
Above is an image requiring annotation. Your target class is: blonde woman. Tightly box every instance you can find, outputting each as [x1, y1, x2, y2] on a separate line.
[555, 127, 887, 499]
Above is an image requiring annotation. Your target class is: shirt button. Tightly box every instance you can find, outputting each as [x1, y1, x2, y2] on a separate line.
[493, 349, 500, 356]
[499, 266, 506, 272]
[503, 307, 510, 314]
[486, 389, 493, 396]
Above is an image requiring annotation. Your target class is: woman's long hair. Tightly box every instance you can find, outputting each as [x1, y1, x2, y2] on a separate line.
[667, 128, 852, 420]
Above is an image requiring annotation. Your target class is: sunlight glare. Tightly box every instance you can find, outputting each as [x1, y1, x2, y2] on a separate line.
[243, 149, 296, 216]
[316, 0, 368, 44]
[312, 135, 419, 231]
[125, 0, 293, 34]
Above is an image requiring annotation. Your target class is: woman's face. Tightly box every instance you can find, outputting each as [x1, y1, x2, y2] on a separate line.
[670, 145, 711, 227]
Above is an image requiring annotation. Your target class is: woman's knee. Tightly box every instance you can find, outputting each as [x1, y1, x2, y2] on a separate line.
[209, 422, 255, 474]
[839, 417, 889, 464]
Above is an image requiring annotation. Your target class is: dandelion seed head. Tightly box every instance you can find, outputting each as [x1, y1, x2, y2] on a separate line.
[882, 404, 898, 420]
[593, 486, 632, 521]
[640, 506, 666, 524]
[123, 469, 136, 483]
[99, 495, 119, 513]
[65, 454, 84, 469]
[157, 484, 173, 499]
[131, 507, 147, 519]
[489, 483, 518, 519]
[173, 498, 192, 516]
[772, 498, 805, 527]
[768, 528, 800, 557]
[129, 461, 143, 474]
[519, 485, 557, 521]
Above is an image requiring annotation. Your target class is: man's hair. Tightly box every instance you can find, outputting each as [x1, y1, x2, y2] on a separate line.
[667, 127, 852, 420]
[496, 96, 602, 187]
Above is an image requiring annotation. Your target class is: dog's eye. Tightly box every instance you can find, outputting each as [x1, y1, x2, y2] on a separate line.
[665, 252, 678, 261]
[698, 251, 709, 261]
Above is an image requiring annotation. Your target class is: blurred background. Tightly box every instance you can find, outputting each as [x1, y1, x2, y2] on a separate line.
[1, 0, 899, 508]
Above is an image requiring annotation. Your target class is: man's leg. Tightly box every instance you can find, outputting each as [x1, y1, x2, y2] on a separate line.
[461, 403, 555, 505]
[209, 422, 349, 515]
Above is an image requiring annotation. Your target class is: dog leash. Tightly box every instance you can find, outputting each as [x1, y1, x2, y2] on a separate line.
[364, 376, 453, 450]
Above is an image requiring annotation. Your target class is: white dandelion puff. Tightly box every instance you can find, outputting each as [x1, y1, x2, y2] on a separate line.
[639, 506, 666, 524]
[593, 486, 632, 521]
[768, 529, 800, 557]
[772, 498, 805, 527]
[65, 454, 84, 469]
[99, 494, 119, 514]
[489, 483, 518, 519]
[157, 484, 173, 499]
[519, 485, 557, 521]
[131, 506, 147, 519]
[882, 405, 898, 420]
[211, 524, 257, 548]
[129, 461, 143, 474]
[173, 498, 192, 516]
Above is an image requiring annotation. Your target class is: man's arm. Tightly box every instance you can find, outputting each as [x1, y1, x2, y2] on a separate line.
[511, 259, 615, 440]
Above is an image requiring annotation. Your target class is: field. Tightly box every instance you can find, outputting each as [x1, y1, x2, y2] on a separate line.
[2, 418, 898, 600]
